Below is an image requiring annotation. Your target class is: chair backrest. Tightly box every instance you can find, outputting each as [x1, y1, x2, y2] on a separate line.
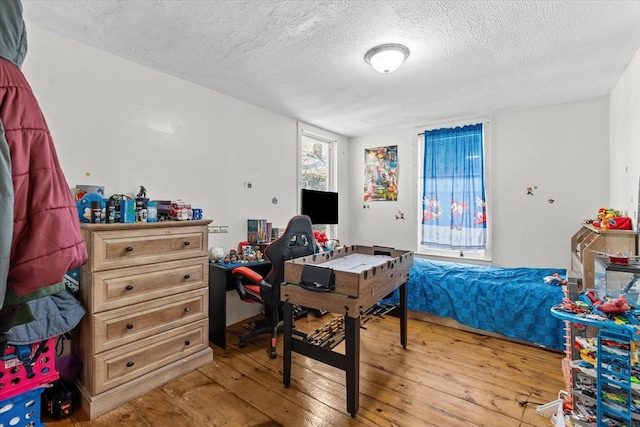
[264, 215, 317, 287]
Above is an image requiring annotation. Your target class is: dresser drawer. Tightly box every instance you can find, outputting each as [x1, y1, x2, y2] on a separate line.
[91, 258, 207, 313]
[90, 226, 207, 271]
[93, 289, 207, 353]
[92, 320, 208, 395]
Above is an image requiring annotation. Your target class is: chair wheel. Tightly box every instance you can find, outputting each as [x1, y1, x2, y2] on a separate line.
[269, 350, 277, 359]
[239, 340, 247, 348]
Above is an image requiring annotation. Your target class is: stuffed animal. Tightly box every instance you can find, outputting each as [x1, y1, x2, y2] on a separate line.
[209, 246, 225, 262]
[76, 192, 106, 223]
[313, 230, 329, 251]
[597, 207, 619, 229]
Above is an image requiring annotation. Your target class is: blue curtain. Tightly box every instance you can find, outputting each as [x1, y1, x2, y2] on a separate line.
[421, 124, 486, 250]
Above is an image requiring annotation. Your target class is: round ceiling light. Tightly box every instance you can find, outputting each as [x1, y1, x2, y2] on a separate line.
[364, 43, 410, 74]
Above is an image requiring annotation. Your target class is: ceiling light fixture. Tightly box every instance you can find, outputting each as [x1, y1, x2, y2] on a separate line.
[365, 43, 410, 74]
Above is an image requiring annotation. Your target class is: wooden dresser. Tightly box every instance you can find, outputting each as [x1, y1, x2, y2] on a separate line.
[74, 220, 213, 419]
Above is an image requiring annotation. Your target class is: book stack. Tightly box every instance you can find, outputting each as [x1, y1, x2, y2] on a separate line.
[247, 219, 268, 244]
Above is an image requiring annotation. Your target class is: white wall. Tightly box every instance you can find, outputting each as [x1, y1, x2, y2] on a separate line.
[22, 25, 292, 251]
[349, 98, 610, 269]
[347, 128, 418, 251]
[22, 24, 351, 251]
[21, 24, 350, 325]
[610, 47, 640, 225]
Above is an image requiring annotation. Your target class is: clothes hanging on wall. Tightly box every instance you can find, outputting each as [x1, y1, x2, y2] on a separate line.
[0, 1, 87, 344]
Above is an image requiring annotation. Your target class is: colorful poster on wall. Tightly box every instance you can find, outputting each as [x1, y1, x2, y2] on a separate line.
[364, 145, 398, 201]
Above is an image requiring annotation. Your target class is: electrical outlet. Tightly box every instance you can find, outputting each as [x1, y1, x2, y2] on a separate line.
[208, 225, 229, 233]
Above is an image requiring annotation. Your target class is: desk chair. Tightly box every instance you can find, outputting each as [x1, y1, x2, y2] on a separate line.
[232, 215, 316, 358]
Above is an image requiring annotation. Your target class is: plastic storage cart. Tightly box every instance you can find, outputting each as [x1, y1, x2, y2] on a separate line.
[551, 307, 640, 426]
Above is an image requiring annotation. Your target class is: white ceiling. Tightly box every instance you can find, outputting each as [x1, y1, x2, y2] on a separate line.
[21, 0, 640, 137]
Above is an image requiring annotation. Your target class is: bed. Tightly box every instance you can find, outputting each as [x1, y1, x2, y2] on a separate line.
[384, 257, 567, 351]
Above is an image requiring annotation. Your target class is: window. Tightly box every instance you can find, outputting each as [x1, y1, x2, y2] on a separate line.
[418, 121, 490, 260]
[301, 134, 332, 191]
[298, 123, 337, 236]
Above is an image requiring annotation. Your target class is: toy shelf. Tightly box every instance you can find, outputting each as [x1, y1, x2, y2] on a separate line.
[597, 329, 636, 426]
[551, 308, 640, 426]
[570, 224, 637, 290]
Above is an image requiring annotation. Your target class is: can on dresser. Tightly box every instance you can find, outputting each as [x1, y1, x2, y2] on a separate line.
[90, 201, 102, 223]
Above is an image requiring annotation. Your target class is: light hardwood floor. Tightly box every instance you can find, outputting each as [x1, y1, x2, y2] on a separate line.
[43, 313, 565, 426]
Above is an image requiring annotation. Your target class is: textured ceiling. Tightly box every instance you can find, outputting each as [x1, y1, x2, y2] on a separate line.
[21, 0, 640, 137]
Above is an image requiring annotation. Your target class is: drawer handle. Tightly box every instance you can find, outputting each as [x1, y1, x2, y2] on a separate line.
[184, 274, 191, 280]
[184, 307, 191, 313]
[125, 284, 134, 291]
[126, 323, 134, 330]
[185, 340, 190, 346]
[125, 246, 134, 252]
[183, 241, 190, 246]
[126, 361, 134, 368]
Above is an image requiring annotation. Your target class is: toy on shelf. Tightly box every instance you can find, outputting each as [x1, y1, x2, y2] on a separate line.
[596, 293, 630, 315]
[313, 230, 329, 251]
[136, 185, 147, 199]
[553, 289, 638, 325]
[593, 207, 633, 230]
[209, 247, 224, 262]
[242, 245, 257, 261]
[312, 231, 342, 252]
[596, 207, 619, 229]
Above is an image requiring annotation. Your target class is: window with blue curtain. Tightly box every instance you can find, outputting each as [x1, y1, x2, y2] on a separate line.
[421, 123, 487, 252]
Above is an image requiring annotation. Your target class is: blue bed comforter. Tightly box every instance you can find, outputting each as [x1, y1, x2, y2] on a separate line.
[386, 258, 567, 351]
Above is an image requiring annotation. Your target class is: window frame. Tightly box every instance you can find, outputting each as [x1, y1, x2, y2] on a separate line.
[297, 123, 338, 238]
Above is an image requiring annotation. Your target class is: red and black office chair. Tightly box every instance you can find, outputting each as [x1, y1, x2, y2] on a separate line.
[232, 215, 317, 358]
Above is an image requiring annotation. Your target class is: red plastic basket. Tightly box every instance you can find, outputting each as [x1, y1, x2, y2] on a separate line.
[0, 337, 59, 401]
[0, 387, 45, 427]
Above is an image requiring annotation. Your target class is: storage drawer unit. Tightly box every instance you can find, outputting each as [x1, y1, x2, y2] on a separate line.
[74, 220, 213, 419]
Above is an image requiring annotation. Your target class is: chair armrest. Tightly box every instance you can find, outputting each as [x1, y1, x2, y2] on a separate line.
[232, 266, 264, 285]
[232, 266, 271, 303]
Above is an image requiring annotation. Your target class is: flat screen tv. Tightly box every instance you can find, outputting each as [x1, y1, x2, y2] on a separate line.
[301, 189, 338, 225]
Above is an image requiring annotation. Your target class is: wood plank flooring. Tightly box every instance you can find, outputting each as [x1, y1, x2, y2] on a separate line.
[42, 313, 565, 426]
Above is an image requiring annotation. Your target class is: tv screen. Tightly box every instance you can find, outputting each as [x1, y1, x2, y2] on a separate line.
[301, 189, 338, 225]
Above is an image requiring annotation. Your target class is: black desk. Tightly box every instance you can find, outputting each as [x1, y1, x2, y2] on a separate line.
[208, 260, 271, 349]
